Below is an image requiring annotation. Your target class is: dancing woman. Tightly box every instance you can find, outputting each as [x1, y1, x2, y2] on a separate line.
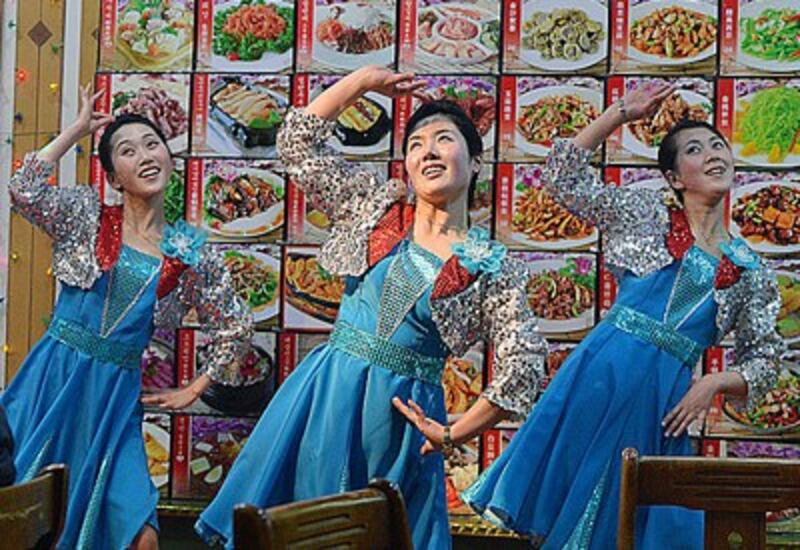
[196, 66, 547, 549]
[457, 84, 785, 548]
[1, 86, 260, 549]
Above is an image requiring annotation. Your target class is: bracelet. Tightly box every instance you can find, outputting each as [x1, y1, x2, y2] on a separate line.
[442, 425, 455, 457]
[617, 98, 628, 123]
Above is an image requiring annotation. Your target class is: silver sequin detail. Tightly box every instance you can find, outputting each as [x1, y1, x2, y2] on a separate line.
[8, 154, 102, 288]
[544, 139, 673, 278]
[430, 257, 548, 419]
[330, 321, 445, 385]
[277, 108, 408, 277]
[714, 266, 785, 410]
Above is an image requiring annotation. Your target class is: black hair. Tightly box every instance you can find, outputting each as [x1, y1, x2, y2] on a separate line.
[97, 113, 170, 174]
[402, 100, 484, 206]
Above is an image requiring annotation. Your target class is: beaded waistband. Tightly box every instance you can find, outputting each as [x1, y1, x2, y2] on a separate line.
[47, 317, 143, 370]
[329, 322, 445, 386]
[605, 305, 704, 367]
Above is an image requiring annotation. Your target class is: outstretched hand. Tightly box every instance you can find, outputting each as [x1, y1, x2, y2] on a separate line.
[141, 386, 202, 411]
[662, 375, 720, 437]
[357, 66, 430, 100]
[72, 83, 113, 139]
[621, 82, 677, 122]
[392, 397, 445, 455]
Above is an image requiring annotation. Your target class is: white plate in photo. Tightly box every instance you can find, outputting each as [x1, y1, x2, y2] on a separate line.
[737, 0, 800, 74]
[514, 85, 603, 157]
[142, 422, 170, 489]
[733, 89, 800, 169]
[527, 259, 595, 333]
[223, 249, 281, 322]
[626, 0, 717, 66]
[204, 167, 284, 238]
[312, 3, 395, 70]
[729, 180, 800, 254]
[208, 0, 294, 72]
[518, 0, 608, 71]
[415, 3, 497, 66]
[622, 89, 712, 160]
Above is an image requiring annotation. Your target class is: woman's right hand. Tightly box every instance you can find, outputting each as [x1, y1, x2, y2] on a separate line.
[70, 83, 113, 139]
[620, 83, 676, 122]
[355, 66, 428, 99]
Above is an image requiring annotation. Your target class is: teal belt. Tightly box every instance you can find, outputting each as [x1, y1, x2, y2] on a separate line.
[605, 305, 704, 367]
[47, 317, 143, 370]
[329, 322, 445, 386]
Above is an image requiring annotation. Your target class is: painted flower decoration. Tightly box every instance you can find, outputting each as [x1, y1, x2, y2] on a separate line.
[161, 220, 207, 267]
[720, 238, 760, 270]
[451, 227, 506, 276]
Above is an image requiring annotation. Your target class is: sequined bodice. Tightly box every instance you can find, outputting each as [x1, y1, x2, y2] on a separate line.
[615, 246, 720, 348]
[337, 240, 449, 359]
[52, 245, 161, 351]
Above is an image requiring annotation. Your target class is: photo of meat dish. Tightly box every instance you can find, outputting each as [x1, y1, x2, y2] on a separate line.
[206, 173, 281, 225]
[517, 94, 599, 146]
[527, 270, 594, 320]
[114, 86, 188, 141]
[629, 5, 716, 60]
[626, 92, 708, 148]
[210, 80, 286, 148]
[316, 5, 394, 55]
[417, 4, 498, 63]
[731, 184, 800, 249]
[512, 186, 595, 245]
[333, 95, 391, 147]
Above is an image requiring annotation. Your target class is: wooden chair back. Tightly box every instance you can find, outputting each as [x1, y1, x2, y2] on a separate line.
[618, 448, 800, 550]
[233, 479, 414, 550]
[0, 464, 68, 550]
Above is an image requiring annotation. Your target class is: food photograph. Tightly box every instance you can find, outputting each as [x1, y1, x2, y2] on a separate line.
[282, 245, 346, 331]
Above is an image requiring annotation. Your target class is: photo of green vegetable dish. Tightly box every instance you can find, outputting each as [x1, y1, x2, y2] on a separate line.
[740, 8, 800, 62]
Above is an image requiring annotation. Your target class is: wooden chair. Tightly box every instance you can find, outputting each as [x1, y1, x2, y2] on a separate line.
[233, 479, 414, 550]
[618, 448, 800, 550]
[0, 464, 68, 550]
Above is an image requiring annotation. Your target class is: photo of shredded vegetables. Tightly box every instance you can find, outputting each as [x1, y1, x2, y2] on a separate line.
[777, 271, 800, 343]
[511, 186, 596, 249]
[724, 366, 800, 434]
[739, 4, 800, 71]
[734, 86, 800, 166]
[525, 257, 596, 333]
[629, 3, 717, 63]
[730, 182, 800, 252]
[163, 170, 184, 225]
[626, 91, 710, 149]
[223, 249, 280, 319]
[515, 86, 602, 156]
[285, 253, 345, 324]
[213, 1, 294, 62]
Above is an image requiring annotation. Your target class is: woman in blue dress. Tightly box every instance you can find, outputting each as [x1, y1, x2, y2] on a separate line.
[196, 66, 547, 549]
[454, 85, 785, 547]
[1, 86, 261, 549]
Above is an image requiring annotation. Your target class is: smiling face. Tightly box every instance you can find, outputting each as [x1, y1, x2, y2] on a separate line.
[666, 127, 734, 201]
[404, 117, 480, 207]
[107, 123, 173, 199]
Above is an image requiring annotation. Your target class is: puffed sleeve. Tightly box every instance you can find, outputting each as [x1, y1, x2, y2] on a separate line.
[543, 139, 663, 232]
[431, 257, 548, 419]
[725, 267, 785, 411]
[8, 153, 99, 240]
[276, 107, 396, 225]
[169, 247, 257, 385]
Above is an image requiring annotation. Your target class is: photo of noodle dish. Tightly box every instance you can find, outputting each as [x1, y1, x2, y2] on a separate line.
[514, 85, 602, 157]
[730, 181, 800, 254]
[416, 3, 499, 65]
[284, 250, 346, 325]
[206, 76, 289, 157]
[142, 417, 170, 489]
[443, 348, 483, 418]
[510, 166, 597, 250]
[627, 1, 717, 65]
[203, 163, 285, 238]
[733, 84, 800, 168]
[622, 89, 711, 160]
[723, 362, 800, 435]
[115, 0, 193, 71]
[107, 74, 190, 153]
[222, 248, 280, 323]
[776, 269, 800, 345]
[313, 1, 395, 70]
[210, 0, 294, 71]
[737, 0, 800, 74]
[519, 0, 607, 71]
[524, 256, 596, 333]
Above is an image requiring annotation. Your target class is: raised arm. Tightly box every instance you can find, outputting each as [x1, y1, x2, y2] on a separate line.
[8, 85, 112, 238]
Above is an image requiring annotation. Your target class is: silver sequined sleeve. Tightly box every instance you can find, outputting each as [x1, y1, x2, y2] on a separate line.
[8, 153, 99, 241]
[723, 267, 784, 411]
[171, 247, 256, 386]
[431, 258, 548, 419]
[543, 139, 663, 232]
[277, 107, 391, 224]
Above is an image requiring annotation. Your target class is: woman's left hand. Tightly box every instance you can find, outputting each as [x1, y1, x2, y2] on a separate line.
[662, 375, 721, 437]
[392, 397, 445, 455]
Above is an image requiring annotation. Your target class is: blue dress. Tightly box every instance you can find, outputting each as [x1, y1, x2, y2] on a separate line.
[1, 245, 161, 549]
[197, 240, 454, 549]
[462, 245, 720, 549]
